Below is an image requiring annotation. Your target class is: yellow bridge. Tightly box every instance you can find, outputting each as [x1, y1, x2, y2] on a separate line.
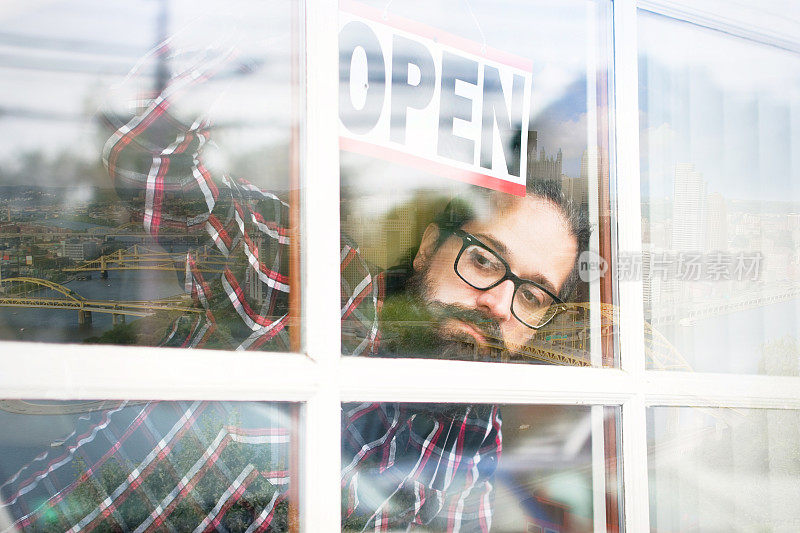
[521, 302, 693, 371]
[0, 277, 201, 325]
[64, 244, 227, 275]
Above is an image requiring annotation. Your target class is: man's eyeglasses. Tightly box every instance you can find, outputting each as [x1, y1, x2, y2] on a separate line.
[449, 229, 567, 329]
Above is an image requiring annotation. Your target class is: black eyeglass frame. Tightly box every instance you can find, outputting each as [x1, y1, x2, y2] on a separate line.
[449, 228, 568, 329]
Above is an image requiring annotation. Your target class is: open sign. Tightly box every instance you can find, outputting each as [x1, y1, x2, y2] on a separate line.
[339, 1, 532, 196]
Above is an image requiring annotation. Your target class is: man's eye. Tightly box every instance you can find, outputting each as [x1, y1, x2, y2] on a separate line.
[519, 287, 543, 306]
[469, 248, 500, 270]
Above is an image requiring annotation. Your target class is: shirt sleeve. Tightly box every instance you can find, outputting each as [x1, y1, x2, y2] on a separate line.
[101, 48, 292, 351]
[340, 234, 384, 356]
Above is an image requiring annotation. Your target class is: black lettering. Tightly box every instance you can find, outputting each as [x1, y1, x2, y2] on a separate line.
[339, 21, 386, 134]
[480, 66, 524, 177]
[437, 51, 478, 164]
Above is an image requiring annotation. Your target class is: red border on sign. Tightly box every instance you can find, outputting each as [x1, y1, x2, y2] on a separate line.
[340, 0, 533, 72]
[340, 137, 526, 196]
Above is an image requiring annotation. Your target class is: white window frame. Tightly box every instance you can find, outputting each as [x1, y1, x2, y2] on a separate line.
[2, 1, 800, 532]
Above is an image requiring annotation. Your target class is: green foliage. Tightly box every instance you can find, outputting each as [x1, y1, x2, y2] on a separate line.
[83, 322, 138, 345]
[376, 291, 441, 357]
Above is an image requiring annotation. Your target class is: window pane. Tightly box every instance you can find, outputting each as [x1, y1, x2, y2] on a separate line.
[339, 0, 615, 367]
[639, 12, 800, 375]
[0, 1, 300, 351]
[648, 406, 800, 530]
[341, 402, 622, 532]
[0, 401, 300, 531]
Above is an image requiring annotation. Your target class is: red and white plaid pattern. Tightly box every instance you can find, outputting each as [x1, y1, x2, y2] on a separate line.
[0, 402, 293, 532]
[341, 403, 502, 532]
[102, 45, 291, 351]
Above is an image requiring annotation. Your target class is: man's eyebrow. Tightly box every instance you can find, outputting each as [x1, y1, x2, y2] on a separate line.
[473, 231, 560, 297]
[472, 232, 508, 256]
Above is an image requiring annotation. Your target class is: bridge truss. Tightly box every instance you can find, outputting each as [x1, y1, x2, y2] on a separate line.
[64, 244, 228, 274]
[0, 277, 200, 319]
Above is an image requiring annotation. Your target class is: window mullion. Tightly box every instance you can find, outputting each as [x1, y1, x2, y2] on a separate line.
[643, 372, 800, 409]
[339, 358, 636, 403]
[622, 395, 650, 531]
[301, 0, 342, 530]
[614, 0, 651, 530]
[615, 3, 646, 377]
[638, 0, 800, 52]
[0, 343, 319, 400]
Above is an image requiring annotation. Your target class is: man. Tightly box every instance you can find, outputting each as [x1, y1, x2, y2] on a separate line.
[339, 182, 588, 531]
[342, 182, 586, 360]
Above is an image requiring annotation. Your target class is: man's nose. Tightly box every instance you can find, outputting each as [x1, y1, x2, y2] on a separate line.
[475, 280, 515, 322]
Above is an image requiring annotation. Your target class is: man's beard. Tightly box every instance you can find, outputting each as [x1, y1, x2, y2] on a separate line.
[377, 264, 507, 362]
[376, 265, 501, 420]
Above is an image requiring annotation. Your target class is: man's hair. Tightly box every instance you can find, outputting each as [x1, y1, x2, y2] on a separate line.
[432, 179, 591, 301]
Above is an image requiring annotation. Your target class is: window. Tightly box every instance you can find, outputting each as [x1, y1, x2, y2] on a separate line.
[1, 0, 799, 531]
[0, 0, 299, 351]
[338, 0, 615, 368]
[0, 401, 300, 531]
[639, 9, 800, 376]
[647, 407, 800, 529]
[636, 5, 800, 529]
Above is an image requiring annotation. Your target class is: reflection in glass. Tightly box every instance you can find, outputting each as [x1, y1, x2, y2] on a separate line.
[639, 12, 800, 375]
[0, 1, 298, 350]
[341, 403, 621, 532]
[0, 401, 298, 531]
[339, 0, 615, 367]
[648, 407, 800, 530]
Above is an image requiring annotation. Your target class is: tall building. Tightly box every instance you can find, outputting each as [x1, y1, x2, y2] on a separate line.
[705, 192, 728, 251]
[527, 131, 563, 181]
[62, 238, 100, 261]
[671, 163, 707, 252]
[787, 213, 800, 232]
[641, 246, 657, 308]
[642, 245, 678, 309]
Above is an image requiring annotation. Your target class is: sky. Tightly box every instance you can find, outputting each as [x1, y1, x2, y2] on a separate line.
[0, 0, 294, 187]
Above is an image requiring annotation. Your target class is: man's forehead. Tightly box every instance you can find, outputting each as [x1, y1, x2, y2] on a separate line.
[465, 194, 570, 236]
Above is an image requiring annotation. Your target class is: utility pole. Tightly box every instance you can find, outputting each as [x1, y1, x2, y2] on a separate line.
[154, 0, 171, 94]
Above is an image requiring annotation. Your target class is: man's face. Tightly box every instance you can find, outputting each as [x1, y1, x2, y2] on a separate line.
[411, 195, 578, 358]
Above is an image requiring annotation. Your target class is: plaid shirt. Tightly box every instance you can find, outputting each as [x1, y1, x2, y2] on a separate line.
[0, 401, 293, 532]
[0, 402, 500, 533]
[0, 46, 503, 532]
[342, 403, 501, 533]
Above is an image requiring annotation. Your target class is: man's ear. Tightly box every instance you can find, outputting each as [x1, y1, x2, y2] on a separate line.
[413, 224, 440, 271]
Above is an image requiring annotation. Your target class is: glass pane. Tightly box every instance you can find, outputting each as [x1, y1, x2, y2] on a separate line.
[0, 1, 301, 351]
[648, 406, 800, 530]
[339, 0, 615, 367]
[341, 402, 622, 532]
[0, 401, 300, 531]
[639, 11, 800, 374]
